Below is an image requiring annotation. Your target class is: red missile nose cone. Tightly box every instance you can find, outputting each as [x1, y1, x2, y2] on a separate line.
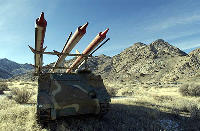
[80, 22, 88, 31]
[36, 12, 47, 27]
[100, 28, 109, 37]
[39, 12, 44, 21]
[79, 22, 88, 34]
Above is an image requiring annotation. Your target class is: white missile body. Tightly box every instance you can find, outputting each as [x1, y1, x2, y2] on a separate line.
[66, 28, 109, 73]
[35, 12, 47, 73]
[52, 22, 88, 71]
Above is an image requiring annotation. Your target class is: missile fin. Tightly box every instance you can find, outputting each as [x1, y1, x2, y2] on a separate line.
[53, 50, 61, 57]
[28, 45, 36, 53]
[42, 46, 47, 52]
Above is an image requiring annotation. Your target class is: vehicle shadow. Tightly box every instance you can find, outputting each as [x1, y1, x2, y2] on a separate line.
[43, 103, 200, 131]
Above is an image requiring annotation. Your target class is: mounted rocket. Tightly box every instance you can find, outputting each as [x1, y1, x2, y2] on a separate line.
[66, 28, 109, 73]
[52, 22, 88, 71]
[29, 12, 110, 74]
[35, 12, 47, 73]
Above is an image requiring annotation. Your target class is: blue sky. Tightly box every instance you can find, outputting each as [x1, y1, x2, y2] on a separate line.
[1, 0, 200, 64]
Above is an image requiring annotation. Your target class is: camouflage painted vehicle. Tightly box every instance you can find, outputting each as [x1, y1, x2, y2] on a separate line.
[31, 12, 111, 126]
[36, 69, 111, 123]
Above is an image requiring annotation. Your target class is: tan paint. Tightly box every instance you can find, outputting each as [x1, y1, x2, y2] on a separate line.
[73, 84, 88, 93]
[93, 99, 100, 114]
[50, 74, 61, 109]
[62, 104, 79, 112]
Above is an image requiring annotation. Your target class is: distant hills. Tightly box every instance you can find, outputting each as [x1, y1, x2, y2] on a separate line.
[0, 58, 33, 79]
[55, 39, 199, 84]
[184, 46, 200, 53]
[1, 39, 200, 84]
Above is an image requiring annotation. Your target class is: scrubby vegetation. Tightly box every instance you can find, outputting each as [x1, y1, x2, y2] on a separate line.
[10, 87, 33, 104]
[0, 97, 42, 131]
[0, 82, 9, 94]
[189, 105, 200, 120]
[0, 81, 200, 130]
[106, 86, 118, 96]
[179, 84, 200, 97]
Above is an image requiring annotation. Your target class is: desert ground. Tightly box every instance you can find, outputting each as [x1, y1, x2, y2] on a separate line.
[0, 78, 200, 131]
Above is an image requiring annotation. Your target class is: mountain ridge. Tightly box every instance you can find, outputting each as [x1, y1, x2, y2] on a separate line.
[0, 58, 33, 79]
[1, 39, 200, 84]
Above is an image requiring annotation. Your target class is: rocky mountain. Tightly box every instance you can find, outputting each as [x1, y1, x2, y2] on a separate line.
[0, 68, 12, 79]
[64, 39, 199, 84]
[0, 58, 33, 79]
[8, 39, 200, 84]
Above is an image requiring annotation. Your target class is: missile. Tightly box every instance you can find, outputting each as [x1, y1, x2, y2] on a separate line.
[52, 22, 88, 71]
[35, 12, 47, 73]
[66, 28, 109, 73]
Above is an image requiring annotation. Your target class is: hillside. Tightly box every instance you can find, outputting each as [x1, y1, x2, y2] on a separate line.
[67, 39, 199, 84]
[6, 39, 200, 84]
[103, 39, 199, 83]
[0, 58, 33, 79]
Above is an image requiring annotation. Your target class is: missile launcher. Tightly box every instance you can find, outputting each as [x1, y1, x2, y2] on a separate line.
[29, 12, 111, 127]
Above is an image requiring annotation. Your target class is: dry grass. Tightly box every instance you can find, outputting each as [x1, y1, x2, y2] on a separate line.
[0, 80, 200, 130]
[0, 97, 43, 131]
[105, 81, 200, 130]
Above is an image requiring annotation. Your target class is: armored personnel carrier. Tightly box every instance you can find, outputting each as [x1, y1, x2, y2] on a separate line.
[37, 70, 110, 122]
[29, 12, 111, 124]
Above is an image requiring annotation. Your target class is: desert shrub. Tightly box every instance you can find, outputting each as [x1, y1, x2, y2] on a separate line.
[121, 91, 134, 96]
[153, 95, 173, 102]
[106, 87, 118, 96]
[31, 83, 38, 87]
[179, 84, 200, 97]
[8, 82, 14, 86]
[11, 87, 33, 104]
[173, 99, 200, 117]
[179, 84, 189, 96]
[0, 82, 9, 94]
[0, 82, 9, 90]
[171, 107, 180, 118]
[19, 83, 25, 85]
[189, 105, 200, 120]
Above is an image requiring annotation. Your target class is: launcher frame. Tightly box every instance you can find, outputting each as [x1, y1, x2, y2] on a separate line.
[29, 38, 110, 75]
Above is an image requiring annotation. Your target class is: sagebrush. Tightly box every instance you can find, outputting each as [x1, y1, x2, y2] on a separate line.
[179, 84, 200, 97]
[106, 87, 118, 96]
[11, 87, 33, 104]
[0, 82, 9, 94]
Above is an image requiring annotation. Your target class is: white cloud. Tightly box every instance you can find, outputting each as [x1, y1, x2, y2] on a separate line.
[145, 13, 200, 31]
[173, 39, 200, 50]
